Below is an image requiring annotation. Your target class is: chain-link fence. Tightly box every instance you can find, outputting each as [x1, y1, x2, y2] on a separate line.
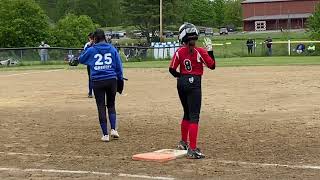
[211, 40, 320, 57]
[0, 42, 319, 66]
[0, 46, 181, 65]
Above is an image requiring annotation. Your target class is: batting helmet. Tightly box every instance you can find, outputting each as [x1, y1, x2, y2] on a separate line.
[178, 23, 199, 44]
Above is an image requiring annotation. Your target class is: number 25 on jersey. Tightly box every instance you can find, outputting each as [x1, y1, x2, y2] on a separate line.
[94, 53, 112, 65]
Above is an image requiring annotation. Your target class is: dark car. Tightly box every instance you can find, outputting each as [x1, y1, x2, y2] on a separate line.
[226, 25, 235, 32]
[199, 27, 206, 34]
[164, 31, 174, 38]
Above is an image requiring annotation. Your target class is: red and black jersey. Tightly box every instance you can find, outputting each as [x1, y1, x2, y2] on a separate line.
[169, 46, 215, 76]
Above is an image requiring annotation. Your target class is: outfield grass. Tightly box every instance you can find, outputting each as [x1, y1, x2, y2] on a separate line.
[114, 31, 317, 57]
[1, 56, 319, 71]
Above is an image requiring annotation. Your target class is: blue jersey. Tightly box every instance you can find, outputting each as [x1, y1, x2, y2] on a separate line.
[79, 42, 123, 81]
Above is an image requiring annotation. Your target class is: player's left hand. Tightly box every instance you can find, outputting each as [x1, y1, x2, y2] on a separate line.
[203, 37, 213, 52]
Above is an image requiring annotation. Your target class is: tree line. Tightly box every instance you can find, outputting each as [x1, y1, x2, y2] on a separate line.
[0, 0, 319, 48]
[36, 0, 243, 28]
[0, 0, 244, 47]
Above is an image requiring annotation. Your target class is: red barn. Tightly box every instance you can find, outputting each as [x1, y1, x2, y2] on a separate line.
[242, 0, 320, 31]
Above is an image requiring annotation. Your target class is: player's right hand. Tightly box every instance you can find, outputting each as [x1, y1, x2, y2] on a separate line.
[117, 79, 124, 94]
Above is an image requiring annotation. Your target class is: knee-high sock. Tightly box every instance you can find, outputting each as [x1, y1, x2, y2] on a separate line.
[97, 106, 108, 135]
[109, 113, 116, 130]
[100, 122, 108, 135]
[181, 119, 190, 142]
[189, 123, 199, 150]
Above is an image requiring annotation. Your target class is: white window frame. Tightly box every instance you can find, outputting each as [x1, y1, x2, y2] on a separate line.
[255, 21, 267, 31]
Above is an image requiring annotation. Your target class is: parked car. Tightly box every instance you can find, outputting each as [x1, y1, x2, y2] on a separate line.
[105, 31, 122, 39]
[205, 28, 214, 36]
[219, 27, 228, 35]
[111, 32, 120, 39]
[164, 31, 174, 38]
[132, 30, 144, 39]
[199, 27, 206, 34]
[226, 25, 236, 32]
[116, 31, 125, 38]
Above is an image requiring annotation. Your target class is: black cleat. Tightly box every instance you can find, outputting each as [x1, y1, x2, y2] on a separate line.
[177, 140, 189, 150]
[187, 148, 205, 159]
[88, 94, 93, 98]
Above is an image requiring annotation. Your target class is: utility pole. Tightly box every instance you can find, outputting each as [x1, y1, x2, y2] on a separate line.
[160, 0, 163, 42]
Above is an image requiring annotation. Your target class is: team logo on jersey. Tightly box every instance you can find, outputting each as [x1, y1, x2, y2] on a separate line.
[189, 77, 194, 83]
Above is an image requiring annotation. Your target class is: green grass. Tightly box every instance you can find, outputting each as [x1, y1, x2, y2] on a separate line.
[206, 31, 311, 41]
[122, 56, 320, 68]
[1, 56, 320, 71]
[108, 31, 317, 58]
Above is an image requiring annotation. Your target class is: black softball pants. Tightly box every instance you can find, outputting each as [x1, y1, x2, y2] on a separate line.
[92, 78, 117, 124]
[177, 75, 202, 123]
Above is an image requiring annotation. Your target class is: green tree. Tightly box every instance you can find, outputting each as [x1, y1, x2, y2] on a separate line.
[51, 14, 98, 47]
[121, 0, 181, 43]
[309, 3, 320, 39]
[0, 0, 50, 47]
[36, 0, 122, 26]
[35, 0, 58, 23]
[224, 0, 242, 27]
[183, 0, 215, 26]
[212, 0, 226, 27]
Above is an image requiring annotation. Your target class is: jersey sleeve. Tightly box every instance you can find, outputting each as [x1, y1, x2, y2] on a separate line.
[79, 47, 92, 65]
[169, 50, 180, 69]
[199, 48, 215, 70]
[114, 48, 123, 80]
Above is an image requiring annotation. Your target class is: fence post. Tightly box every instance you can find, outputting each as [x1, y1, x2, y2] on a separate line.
[158, 44, 160, 60]
[288, 40, 291, 56]
[20, 50, 23, 59]
[162, 44, 165, 60]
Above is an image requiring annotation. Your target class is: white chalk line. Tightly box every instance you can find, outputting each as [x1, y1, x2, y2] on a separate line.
[0, 69, 62, 77]
[1, 151, 320, 180]
[0, 151, 108, 159]
[0, 167, 174, 180]
[1, 151, 320, 171]
[218, 160, 320, 170]
[119, 173, 174, 180]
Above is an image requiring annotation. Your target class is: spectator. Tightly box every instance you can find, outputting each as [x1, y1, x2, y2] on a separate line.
[246, 38, 254, 54]
[39, 41, 50, 62]
[65, 51, 74, 62]
[123, 43, 130, 61]
[265, 37, 272, 56]
[114, 41, 120, 52]
[296, 44, 305, 54]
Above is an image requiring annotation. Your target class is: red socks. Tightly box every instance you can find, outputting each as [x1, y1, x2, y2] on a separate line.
[181, 119, 189, 142]
[189, 123, 199, 150]
[181, 120, 199, 150]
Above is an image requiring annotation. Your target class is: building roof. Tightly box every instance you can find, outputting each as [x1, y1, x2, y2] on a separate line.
[243, 13, 312, 21]
[242, 0, 294, 3]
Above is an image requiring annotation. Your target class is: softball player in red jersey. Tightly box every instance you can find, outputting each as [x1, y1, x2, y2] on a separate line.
[169, 23, 216, 159]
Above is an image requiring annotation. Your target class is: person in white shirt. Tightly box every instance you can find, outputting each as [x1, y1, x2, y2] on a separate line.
[84, 32, 94, 98]
[39, 41, 50, 62]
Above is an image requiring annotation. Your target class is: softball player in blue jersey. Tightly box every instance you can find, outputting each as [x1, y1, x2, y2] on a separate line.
[79, 29, 124, 142]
